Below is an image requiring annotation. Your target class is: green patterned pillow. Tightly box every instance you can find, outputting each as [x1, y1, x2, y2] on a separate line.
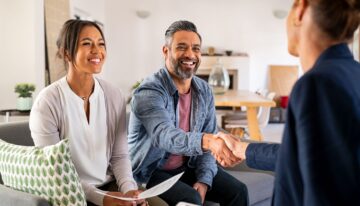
[0, 139, 87, 206]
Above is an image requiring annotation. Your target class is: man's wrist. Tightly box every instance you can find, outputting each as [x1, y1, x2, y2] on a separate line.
[201, 133, 214, 151]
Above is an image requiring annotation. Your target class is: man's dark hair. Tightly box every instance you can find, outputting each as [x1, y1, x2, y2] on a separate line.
[165, 20, 202, 46]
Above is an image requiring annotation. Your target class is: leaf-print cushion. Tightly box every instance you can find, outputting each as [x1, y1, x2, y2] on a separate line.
[0, 139, 87, 206]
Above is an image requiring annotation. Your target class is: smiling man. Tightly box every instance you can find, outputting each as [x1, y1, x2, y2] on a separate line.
[128, 20, 248, 206]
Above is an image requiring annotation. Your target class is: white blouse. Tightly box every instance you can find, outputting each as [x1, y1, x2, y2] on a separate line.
[30, 77, 138, 205]
[58, 77, 110, 186]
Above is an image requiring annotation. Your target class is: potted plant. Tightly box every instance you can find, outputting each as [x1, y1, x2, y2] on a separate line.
[127, 79, 143, 104]
[14, 83, 36, 111]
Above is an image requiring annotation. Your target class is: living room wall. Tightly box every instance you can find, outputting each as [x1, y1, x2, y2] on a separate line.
[103, 0, 299, 97]
[0, 0, 299, 110]
[0, 0, 45, 110]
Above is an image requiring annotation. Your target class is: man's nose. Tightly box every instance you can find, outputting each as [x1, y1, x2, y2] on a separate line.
[183, 48, 195, 58]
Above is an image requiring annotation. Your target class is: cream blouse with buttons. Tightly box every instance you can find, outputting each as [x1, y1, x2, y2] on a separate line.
[30, 77, 137, 206]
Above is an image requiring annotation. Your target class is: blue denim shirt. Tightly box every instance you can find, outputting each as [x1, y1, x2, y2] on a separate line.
[128, 68, 218, 187]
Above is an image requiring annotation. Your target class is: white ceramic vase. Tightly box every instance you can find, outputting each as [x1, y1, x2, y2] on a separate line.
[16, 97, 32, 111]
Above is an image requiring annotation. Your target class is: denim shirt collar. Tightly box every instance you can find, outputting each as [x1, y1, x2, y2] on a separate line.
[160, 67, 206, 133]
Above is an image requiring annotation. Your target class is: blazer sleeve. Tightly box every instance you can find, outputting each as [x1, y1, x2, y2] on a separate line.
[245, 143, 280, 171]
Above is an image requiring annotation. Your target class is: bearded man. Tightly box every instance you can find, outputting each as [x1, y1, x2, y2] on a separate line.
[128, 20, 248, 206]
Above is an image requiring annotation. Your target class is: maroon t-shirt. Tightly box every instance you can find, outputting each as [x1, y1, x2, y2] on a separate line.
[162, 90, 192, 170]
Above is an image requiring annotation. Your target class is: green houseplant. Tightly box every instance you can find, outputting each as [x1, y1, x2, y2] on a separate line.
[127, 79, 143, 104]
[14, 83, 36, 111]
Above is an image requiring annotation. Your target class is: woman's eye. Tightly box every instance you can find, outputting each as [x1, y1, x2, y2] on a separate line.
[82, 42, 91, 46]
[99, 42, 106, 47]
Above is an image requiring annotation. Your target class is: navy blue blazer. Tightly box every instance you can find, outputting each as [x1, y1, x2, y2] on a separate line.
[246, 44, 360, 206]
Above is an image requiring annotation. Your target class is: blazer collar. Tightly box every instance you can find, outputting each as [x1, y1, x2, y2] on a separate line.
[313, 43, 354, 69]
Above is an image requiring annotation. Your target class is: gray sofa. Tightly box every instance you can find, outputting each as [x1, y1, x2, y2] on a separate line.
[0, 121, 274, 206]
[0, 121, 50, 206]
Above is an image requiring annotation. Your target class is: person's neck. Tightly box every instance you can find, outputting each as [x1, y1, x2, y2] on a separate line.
[66, 68, 95, 99]
[299, 33, 340, 72]
[174, 78, 191, 94]
[168, 69, 191, 94]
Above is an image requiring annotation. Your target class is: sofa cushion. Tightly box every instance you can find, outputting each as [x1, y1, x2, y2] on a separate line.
[0, 184, 51, 206]
[0, 139, 86, 206]
[0, 121, 34, 146]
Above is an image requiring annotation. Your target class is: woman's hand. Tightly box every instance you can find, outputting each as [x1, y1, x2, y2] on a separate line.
[124, 190, 148, 206]
[103, 191, 136, 206]
[217, 132, 249, 160]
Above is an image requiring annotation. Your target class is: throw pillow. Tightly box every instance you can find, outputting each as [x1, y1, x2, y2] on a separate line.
[0, 139, 87, 206]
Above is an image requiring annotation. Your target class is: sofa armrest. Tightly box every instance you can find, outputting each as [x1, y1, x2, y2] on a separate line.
[0, 184, 50, 206]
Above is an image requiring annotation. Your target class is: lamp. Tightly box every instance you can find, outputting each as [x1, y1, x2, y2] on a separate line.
[136, 10, 151, 19]
[272, 9, 287, 19]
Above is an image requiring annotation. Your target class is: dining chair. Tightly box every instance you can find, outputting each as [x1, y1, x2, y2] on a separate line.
[224, 92, 276, 138]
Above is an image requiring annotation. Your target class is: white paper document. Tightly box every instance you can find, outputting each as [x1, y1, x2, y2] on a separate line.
[96, 172, 184, 201]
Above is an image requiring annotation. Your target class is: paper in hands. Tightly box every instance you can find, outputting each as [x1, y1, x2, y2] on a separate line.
[96, 172, 184, 201]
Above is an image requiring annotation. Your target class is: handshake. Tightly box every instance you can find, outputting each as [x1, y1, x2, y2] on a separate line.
[202, 132, 249, 167]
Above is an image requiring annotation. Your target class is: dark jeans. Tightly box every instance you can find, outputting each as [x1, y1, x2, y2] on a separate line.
[147, 165, 249, 206]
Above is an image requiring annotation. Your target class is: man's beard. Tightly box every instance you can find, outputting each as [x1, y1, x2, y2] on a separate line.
[171, 57, 200, 79]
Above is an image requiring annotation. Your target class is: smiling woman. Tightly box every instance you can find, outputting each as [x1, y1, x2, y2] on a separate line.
[29, 19, 147, 206]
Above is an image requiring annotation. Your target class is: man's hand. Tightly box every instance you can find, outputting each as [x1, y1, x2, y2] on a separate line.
[193, 182, 208, 204]
[103, 191, 136, 206]
[217, 132, 249, 161]
[202, 133, 242, 167]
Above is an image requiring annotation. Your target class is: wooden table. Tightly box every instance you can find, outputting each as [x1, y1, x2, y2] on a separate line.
[214, 90, 276, 141]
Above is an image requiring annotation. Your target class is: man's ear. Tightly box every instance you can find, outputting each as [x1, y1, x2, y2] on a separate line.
[294, 0, 308, 26]
[162, 45, 169, 59]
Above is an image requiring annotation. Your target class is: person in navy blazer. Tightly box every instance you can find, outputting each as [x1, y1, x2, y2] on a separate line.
[214, 0, 360, 205]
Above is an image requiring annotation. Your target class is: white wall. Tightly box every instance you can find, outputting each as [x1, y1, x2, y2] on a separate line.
[70, 0, 105, 24]
[0, 0, 45, 110]
[103, 0, 299, 97]
[0, 0, 299, 110]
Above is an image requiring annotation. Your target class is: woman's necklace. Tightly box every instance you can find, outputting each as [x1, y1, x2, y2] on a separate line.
[80, 93, 91, 101]
[66, 77, 94, 101]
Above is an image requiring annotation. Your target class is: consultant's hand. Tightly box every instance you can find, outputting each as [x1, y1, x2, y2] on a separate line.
[217, 132, 249, 161]
[202, 134, 242, 167]
[124, 190, 148, 206]
[193, 182, 208, 204]
[103, 191, 136, 206]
